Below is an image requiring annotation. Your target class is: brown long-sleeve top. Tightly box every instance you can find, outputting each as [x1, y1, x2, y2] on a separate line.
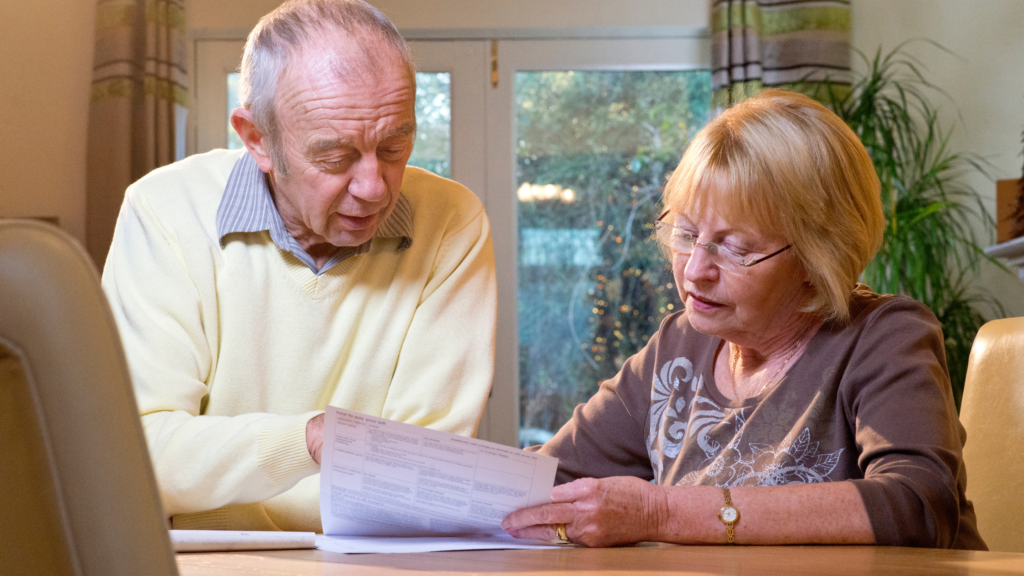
[533, 286, 986, 549]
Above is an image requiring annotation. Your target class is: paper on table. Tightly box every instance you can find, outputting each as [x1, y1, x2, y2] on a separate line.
[170, 530, 316, 552]
[319, 405, 561, 551]
[315, 533, 568, 554]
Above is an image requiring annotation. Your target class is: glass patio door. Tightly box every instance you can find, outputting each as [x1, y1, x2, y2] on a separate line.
[486, 39, 710, 447]
[513, 69, 710, 446]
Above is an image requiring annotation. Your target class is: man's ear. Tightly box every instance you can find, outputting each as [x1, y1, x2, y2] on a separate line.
[230, 107, 275, 173]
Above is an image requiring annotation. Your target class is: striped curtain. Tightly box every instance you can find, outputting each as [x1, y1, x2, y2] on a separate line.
[711, 0, 852, 112]
[86, 0, 187, 265]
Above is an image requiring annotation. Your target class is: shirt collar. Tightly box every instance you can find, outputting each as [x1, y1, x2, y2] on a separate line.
[216, 152, 413, 275]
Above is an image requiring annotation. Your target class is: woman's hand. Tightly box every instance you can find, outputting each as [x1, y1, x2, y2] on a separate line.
[501, 476, 669, 547]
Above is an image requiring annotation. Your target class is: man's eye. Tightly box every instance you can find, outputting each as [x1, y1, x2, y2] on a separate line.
[379, 145, 407, 160]
[317, 157, 351, 171]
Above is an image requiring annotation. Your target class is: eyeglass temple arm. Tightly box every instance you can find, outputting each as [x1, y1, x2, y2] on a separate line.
[747, 244, 792, 266]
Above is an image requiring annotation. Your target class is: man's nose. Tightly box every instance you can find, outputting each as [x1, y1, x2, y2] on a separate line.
[348, 155, 389, 203]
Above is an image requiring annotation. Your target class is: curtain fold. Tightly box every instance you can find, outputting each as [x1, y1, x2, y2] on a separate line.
[711, 0, 852, 112]
[86, 0, 187, 265]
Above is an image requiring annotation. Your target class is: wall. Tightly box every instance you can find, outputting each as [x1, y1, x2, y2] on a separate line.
[0, 0, 96, 244]
[852, 0, 1024, 317]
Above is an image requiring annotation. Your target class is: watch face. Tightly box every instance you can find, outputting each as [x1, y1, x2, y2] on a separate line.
[720, 506, 738, 523]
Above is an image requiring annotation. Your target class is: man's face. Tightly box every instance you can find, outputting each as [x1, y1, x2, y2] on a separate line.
[268, 38, 416, 249]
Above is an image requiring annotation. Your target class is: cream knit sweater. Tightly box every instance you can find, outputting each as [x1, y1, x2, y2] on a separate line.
[102, 149, 496, 531]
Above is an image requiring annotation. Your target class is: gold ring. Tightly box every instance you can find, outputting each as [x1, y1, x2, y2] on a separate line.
[555, 523, 572, 544]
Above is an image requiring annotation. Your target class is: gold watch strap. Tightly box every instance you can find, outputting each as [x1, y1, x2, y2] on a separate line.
[722, 487, 736, 545]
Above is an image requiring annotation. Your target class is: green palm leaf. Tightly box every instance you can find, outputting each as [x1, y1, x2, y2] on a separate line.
[825, 43, 1007, 409]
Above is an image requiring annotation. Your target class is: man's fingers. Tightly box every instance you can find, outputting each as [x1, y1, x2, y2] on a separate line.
[501, 502, 576, 531]
[506, 525, 562, 541]
[306, 413, 325, 465]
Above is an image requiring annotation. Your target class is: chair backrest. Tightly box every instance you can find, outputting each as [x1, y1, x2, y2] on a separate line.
[961, 316, 1024, 553]
[0, 220, 178, 576]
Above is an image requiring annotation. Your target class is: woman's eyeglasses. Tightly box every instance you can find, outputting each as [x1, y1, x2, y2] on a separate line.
[652, 211, 791, 274]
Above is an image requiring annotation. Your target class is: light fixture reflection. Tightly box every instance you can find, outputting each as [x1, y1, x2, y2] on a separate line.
[517, 183, 577, 203]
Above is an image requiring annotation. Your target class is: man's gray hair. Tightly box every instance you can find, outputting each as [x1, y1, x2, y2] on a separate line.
[237, 0, 416, 175]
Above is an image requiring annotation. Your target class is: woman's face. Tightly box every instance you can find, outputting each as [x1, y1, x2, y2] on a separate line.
[671, 207, 813, 349]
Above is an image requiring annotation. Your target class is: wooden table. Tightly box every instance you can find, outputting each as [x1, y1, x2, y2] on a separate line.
[177, 544, 1024, 575]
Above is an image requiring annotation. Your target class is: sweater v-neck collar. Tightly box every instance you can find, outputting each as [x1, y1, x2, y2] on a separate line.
[215, 151, 413, 276]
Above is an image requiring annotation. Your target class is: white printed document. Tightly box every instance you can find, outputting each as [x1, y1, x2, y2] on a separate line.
[318, 406, 563, 553]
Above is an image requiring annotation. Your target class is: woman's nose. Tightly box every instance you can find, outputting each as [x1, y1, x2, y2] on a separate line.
[682, 243, 719, 282]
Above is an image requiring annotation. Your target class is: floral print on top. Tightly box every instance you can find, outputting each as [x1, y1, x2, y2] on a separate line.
[647, 356, 844, 487]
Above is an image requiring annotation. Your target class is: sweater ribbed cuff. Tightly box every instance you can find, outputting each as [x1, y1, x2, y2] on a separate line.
[256, 412, 322, 488]
[171, 502, 281, 531]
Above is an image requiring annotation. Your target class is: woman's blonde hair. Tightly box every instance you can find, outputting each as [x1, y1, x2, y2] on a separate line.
[663, 89, 884, 324]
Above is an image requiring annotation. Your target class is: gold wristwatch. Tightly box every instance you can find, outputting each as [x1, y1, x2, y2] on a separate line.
[718, 487, 740, 544]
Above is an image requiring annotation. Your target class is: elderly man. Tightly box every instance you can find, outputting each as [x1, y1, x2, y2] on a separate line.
[102, 0, 495, 532]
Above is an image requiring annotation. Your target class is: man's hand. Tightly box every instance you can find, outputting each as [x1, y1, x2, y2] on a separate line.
[306, 413, 325, 465]
[500, 476, 669, 547]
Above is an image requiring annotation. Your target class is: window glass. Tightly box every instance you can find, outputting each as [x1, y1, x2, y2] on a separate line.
[516, 70, 711, 446]
[409, 72, 451, 178]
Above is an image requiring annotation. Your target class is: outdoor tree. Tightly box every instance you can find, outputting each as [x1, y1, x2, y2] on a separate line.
[516, 70, 711, 442]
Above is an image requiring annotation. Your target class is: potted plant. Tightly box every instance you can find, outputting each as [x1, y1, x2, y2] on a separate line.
[825, 44, 1007, 408]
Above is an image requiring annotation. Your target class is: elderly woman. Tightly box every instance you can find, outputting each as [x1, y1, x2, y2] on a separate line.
[502, 90, 985, 549]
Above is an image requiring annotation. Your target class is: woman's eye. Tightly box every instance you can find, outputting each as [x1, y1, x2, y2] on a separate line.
[720, 238, 750, 254]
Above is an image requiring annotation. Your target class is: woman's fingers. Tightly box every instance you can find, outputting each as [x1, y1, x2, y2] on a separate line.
[504, 477, 662, 547]
[551, 477, 597, 503]
[501, 502, 576, 531]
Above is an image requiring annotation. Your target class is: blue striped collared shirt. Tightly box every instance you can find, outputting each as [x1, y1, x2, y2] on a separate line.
[215, 153, 413, 275]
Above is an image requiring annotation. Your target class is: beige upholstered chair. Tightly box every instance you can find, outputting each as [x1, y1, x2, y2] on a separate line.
[0, 220, 178, 576]
[961, 316, 1024, 553]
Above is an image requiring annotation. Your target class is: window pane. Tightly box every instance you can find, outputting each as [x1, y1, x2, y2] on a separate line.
[516, 70, 711, 447]
[227, 72, 243, 150]
[409, 72, 451, 178]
